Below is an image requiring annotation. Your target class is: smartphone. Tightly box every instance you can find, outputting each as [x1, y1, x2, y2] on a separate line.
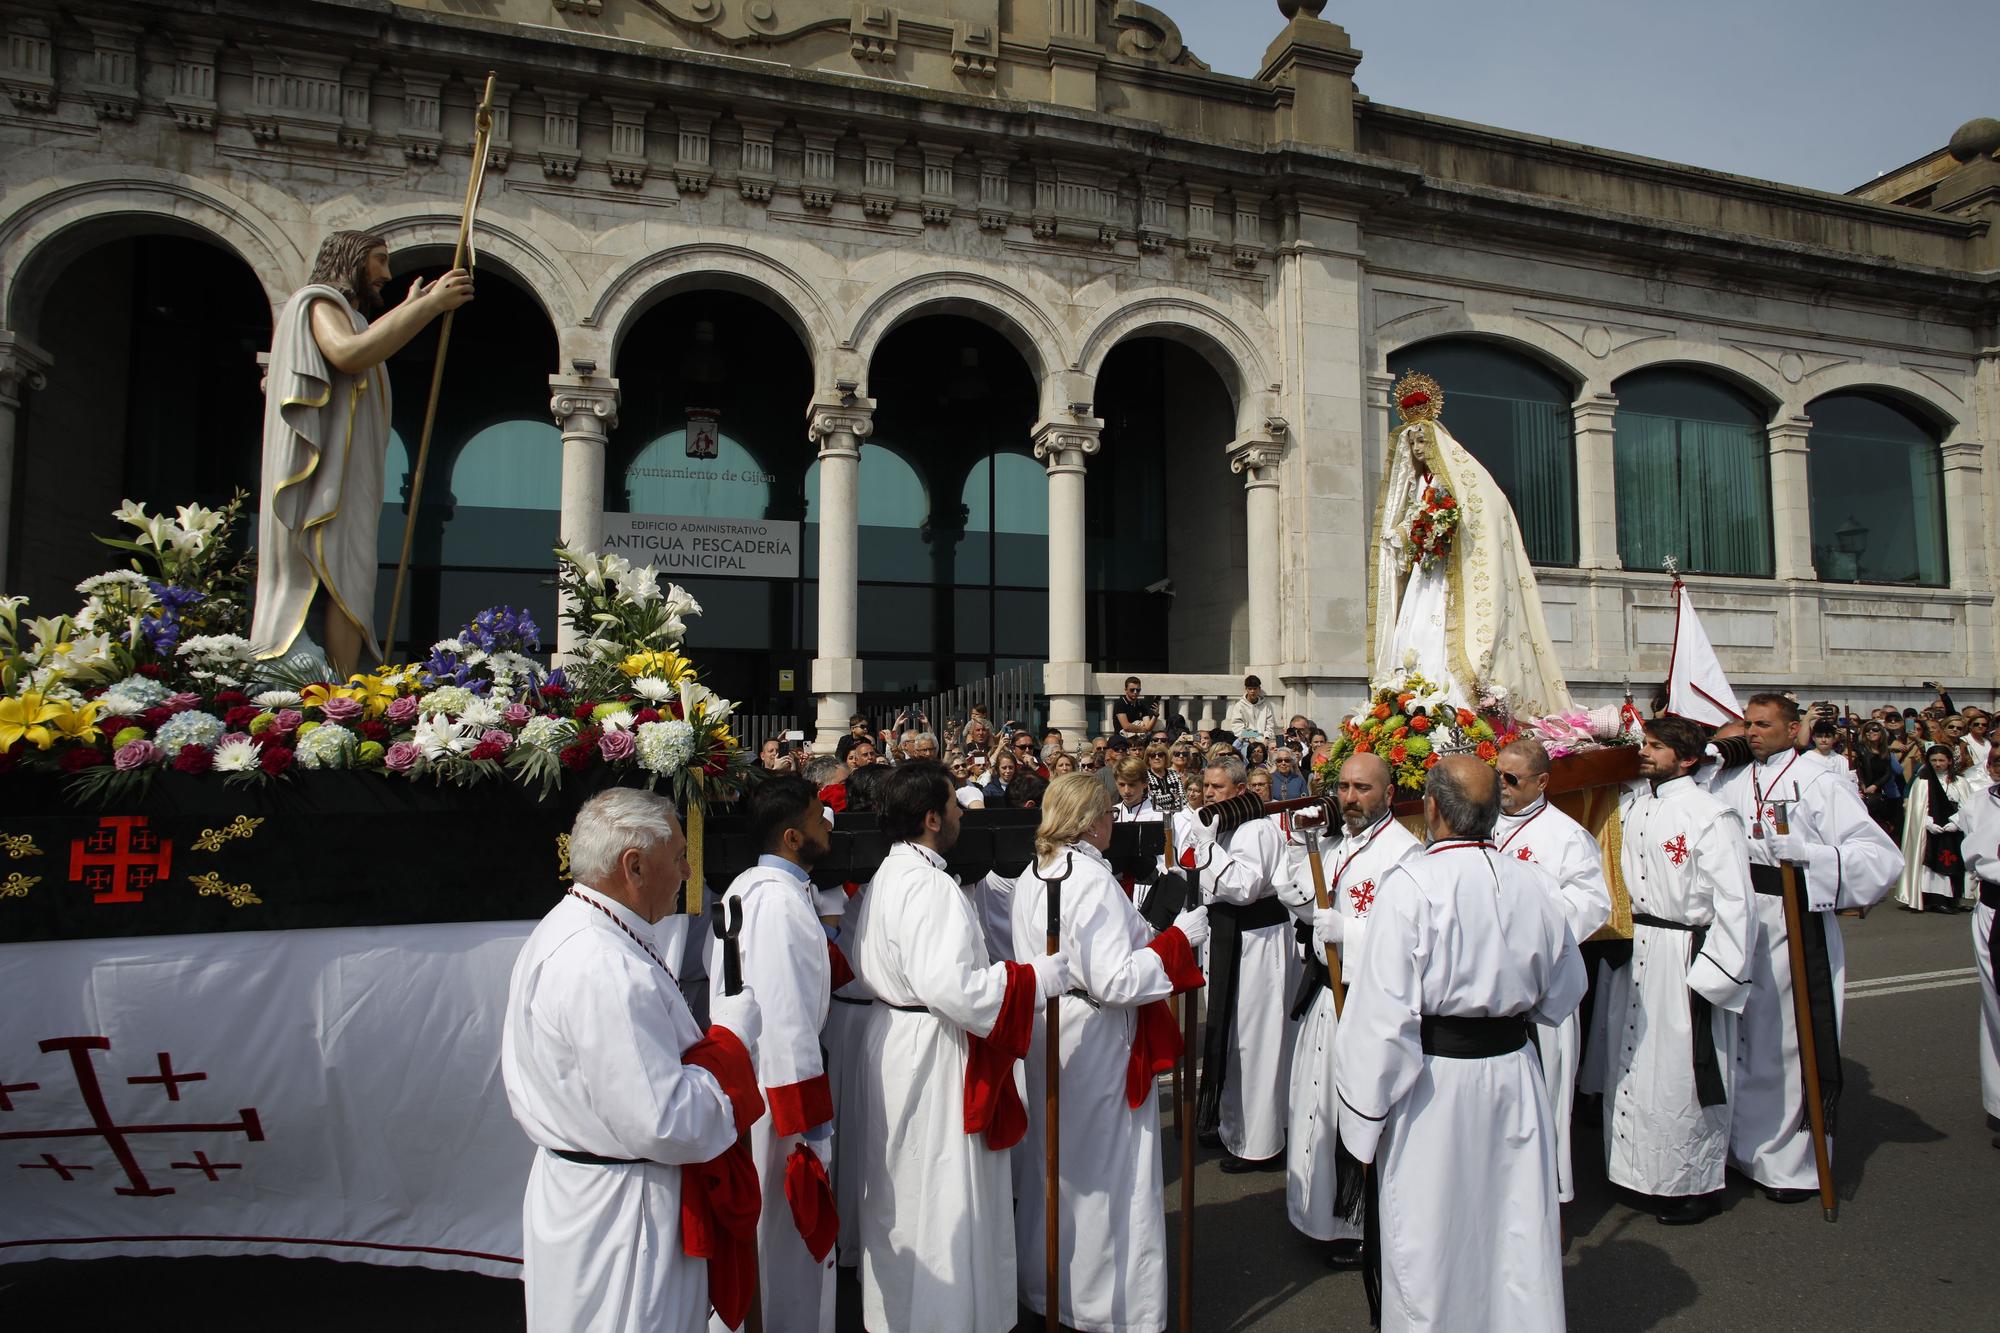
[783, 729, 805, 752]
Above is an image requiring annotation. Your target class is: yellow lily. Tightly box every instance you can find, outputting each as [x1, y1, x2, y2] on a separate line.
[344, 671, 401, 719]
[619, 649, 692, 684]
[0, 691, 64, 751]
[48, 699, 102, 745]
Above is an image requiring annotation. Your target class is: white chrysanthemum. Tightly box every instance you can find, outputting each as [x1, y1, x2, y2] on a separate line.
[179, 634, 253, 661]
[458, 696, 502, 730]
[107, 675, 171, 708]
[153, 710, 226, 755]
[486, 651, 542, 690]
[76, 570, 155, 599]
[253, 689, 303, 708]
[429, 637, 468, 656]
[413, 712, 476, 761]
[98, 692, 144, 717]
[517, 715, 575, 753]
[599, 706, 637, 733]
[212, 737, 259, 772]
[418, 685, 475, 717]
[634, 719, 696, 775]
[629, 676, 675, 702]
[296, 722, 357, 770]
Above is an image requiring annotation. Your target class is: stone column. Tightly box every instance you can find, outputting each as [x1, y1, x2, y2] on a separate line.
[0, 333, 51, 591]
[1572, 391, 1621, 570]
[548, 372, 620, 657]
[808, 399, 874, 747]
[1231, 430, 1287, 676]
[1034, 416, 1102, 738]
[1767, 415, 1814, 581]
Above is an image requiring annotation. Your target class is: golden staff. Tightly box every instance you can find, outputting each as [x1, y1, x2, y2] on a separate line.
[384, 71, 498, 663]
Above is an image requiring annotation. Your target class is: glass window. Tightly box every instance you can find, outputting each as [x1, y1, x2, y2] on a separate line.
[1806, 392, 1947, 586]
[960, 452, 1050, 588]
[1386, 338, 1578, 566]
[619, 430, 773, 519]
[805, 443, 930, 584]
[1613, 368, 1773, 577]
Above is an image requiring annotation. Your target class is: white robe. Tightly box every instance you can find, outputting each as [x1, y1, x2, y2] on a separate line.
[501, 886, 742, 1333]
[1276, 813, 1420, 1241]
[846, 841, 1027, 1333]
[706, 860, 835, 1333]
[1933, 786, 2000, 1118]
[1898, 774, 1977, 909]
[1702, 749, 1904, 1190]
[1492, 797, 1613, 1203]
[1192, 814, 1297, 1161]
[1335, 840, 1586, 1333]
[1012, 841, 1184, 1333]
[1600, 778, 1757, 1197]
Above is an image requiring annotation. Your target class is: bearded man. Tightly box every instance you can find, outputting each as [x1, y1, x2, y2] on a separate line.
[251, 231, 473, 675]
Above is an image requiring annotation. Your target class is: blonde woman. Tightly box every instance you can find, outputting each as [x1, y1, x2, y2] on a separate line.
[1050, 751, 1080, 777]
[1011, 773, 1208, 1333]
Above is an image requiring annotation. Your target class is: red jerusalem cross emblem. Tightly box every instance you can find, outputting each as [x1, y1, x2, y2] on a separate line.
[2, 1036, 262, 1195]
[1348, 879, 1377, 914]
[68, 816, 173, 905]
[1663, 834, 1690, 866]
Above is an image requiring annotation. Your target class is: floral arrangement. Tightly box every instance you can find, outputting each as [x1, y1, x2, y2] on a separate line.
[1316, 670, 1499, 793]
[1400, 477, 1461, 574]
[0, 503, 748, 811]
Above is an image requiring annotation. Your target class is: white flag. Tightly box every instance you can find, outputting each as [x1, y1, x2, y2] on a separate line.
[1666, 581, 1742, 727]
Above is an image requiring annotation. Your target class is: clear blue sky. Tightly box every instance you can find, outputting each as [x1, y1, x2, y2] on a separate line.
[1163, 1, 1989, 194]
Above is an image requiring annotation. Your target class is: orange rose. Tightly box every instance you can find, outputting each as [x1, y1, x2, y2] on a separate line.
[1397, 693, 1414, 710]
[1373, 702, 1392, 720]
[1390, 744, 1408, 764]
[1410, 715, 1431, 733]
[1476, 740, 1498, 761]
[1356, 742, 1373, 754]
[1437, 495, 1456, 509]
[1393, 726, 1408, 739]
[1423, 754, 1438, 769]
[1457, 708, 1478, 727]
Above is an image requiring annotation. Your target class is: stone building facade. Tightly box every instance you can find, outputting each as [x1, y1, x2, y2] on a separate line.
[1, 0, 1995, 741]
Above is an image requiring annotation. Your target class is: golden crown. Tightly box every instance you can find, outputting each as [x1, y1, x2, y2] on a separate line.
[1391, 371, 1443, 425]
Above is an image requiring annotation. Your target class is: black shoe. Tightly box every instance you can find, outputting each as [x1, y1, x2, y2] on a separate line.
[1655, 1194, 1719, 1226]
[1324, 1240, 1365, 1270]
[1196, 1130, 1223, 1150]
[1760, 1186, 1815, 1204]
[1218, 1153, 1279, 1175]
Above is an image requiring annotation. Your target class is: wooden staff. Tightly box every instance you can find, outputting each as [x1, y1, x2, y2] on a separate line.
[1162, 813, 1197, 1333]
[384, 71, 498, 662]
[1770, 801, 1838, 1222]
[715, 896, 765, 1332]
[1297, 808, 1346, 1017]
[1042, 853, 1073, 1333]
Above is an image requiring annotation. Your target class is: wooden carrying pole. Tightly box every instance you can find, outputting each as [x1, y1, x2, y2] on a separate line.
[1043, 857, 1068, 1333]
[1770, 803, 1838, 1222]
[384, 71, 498, 663]
[1163, 815, 1196, 1333]
[1298, 812, 1347, 1017]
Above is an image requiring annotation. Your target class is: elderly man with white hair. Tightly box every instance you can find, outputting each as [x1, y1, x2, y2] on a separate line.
[502, 788, 766, 1333]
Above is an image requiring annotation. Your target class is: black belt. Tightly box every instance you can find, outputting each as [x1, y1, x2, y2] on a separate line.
[1750, 863, 1785, 897]
[1624, 913, 1727, 1108]
[885, 1001, 929, 1014]
[831, 992, 872, 1006]
[1063, 987, 1101, 1009]
[1631, 912, 1697, 932]
[1418, 1015, 1528, 1059]
[1212, 896, 1291, 931]
[550, 1147, 646, 1166]
[1981, 880, 2000, 910]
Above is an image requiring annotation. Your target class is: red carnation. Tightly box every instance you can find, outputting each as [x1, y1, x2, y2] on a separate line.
[224, 705, 260, 729]
[214, 690, 249, 709]
[667, 701, 685, 720]
[573, 702, 596, 721]
[703, 755, 727, 776]
[632, 708, 662, 726]
[539, 680, 568, 697]
[138, 707, 173, 731]
[259, 746, 295, 776]
[469, 738, 506, 762]
[172, 745, 214, 774]
[59, 747, 108, 772]
[358, 720, 388, 742]
[135, 663, 161, 678]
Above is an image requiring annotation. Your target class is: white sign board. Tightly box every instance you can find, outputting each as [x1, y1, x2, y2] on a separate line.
[600, 513, 801, 580]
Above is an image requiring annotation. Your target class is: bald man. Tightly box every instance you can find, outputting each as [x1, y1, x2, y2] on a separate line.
[1493, 739, 1612, 1208]
[1335, 757, 1586, 1332]
[1277, 752, 1420, 1263]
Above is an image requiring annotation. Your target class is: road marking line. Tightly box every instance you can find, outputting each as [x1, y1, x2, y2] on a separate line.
[1847, 976, 1980, 999]
[1848, 965, 1980, 989]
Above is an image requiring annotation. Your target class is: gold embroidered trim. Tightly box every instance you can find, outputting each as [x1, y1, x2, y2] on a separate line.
[191, 870, 262, 908]
[193, 815, 265, 853]
[2, 832, 43, 859]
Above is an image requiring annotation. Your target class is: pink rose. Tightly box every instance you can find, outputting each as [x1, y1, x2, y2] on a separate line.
[383, 741, 421, 773]
[598, 729, 636, 762]
[165, 691, 203, 714]
[320, 696, 363, 724]
[217, 731, 251, 747]
[502, 701, 532, 726]
[481, 728, 513, 754]
[113, 739, 162, 771]
[271, 708, 304, 735]
[385, 695, 419, 725]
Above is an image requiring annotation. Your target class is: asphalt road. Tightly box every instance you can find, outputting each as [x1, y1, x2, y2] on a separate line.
[3, 904, 1989, 1330]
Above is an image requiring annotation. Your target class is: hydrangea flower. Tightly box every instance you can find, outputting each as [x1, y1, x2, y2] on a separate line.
[418, 685, 476, 718]
[518, 715, 575, 753]
[106, 675, 171, 709]
[634, 719, 695, 775]
[296, 722, 357, 770]
[153, 709, 226, 755]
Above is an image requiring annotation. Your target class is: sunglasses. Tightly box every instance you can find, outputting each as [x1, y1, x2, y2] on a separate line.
[1500, 771, 1523, 787]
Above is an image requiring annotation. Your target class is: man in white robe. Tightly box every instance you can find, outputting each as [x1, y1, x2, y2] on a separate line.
[1185, 753, 1297, 1168]
[251, 231, 471, 675]
[706, 777, 838, 1333]
[1925, 749, 2000, 1141]
[1493, 739, 1613, 1207]
[502, 789, 764, 1333]
[1278, 753, 1419, 1259]
[1334, 756, 1585, 1333]
[846, 760, 1069, 1333]
[1600, 717, 1756, 1223]
[1701, 694, 1903, 1200]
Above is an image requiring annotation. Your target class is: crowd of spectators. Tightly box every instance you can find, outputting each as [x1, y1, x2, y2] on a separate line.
[755, 674, 1332, 818]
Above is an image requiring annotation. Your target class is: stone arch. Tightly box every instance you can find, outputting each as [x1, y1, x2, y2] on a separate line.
[0, 170, 303, 338]
[1076, 292, 1273, 439]
[363, 207, 583, 334]
[590, 243, 837, 380]
[1373, 307, 1588, 393]
[1602, 340, 1786, 416]
[847, 271, 1068, 409]
[1797, 364, 1965, 436]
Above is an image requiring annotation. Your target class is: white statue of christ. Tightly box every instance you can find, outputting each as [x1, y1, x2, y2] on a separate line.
[1368, 373, 1572, 720]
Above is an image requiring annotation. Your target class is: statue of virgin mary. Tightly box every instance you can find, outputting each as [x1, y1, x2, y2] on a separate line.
[1368, 372, 1572, 720]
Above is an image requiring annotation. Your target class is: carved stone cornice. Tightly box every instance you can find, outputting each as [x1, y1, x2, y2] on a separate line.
[1032, 417, 1103, 468]
[807, 399, 875, 457]
[549, 374, 620, 432]
[1229, 423, 1286, 484]
[0, 332, 53, 409]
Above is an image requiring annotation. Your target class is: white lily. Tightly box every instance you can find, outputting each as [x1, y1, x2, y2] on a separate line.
[413, 712, 477, 760]
[678, 678, 735, 728]
[175, 502, 223, 534]
[616, 563, 661, 605]
[112, 498, 151, 529]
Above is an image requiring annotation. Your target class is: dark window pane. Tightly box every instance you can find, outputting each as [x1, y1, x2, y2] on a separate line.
[1611, 369, 1773, 578]
[1806, 392, 1947, 586]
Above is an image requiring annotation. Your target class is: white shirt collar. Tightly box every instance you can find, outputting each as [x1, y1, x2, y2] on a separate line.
[893, 840, 948, 870]
[567, 881, 654, 937]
